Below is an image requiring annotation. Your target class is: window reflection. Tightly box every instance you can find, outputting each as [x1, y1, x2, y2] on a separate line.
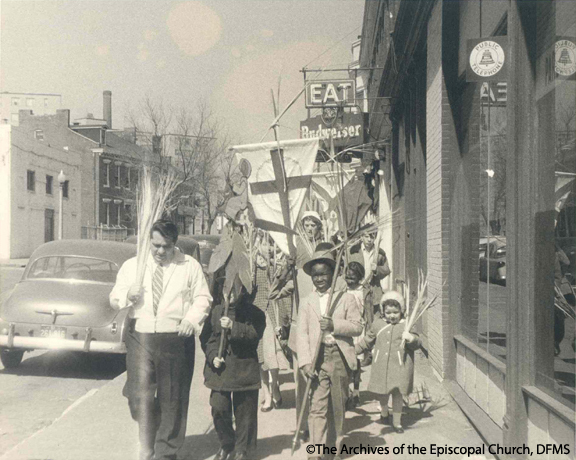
[476, 79, 508, 361]
[535, 0, 576, 410]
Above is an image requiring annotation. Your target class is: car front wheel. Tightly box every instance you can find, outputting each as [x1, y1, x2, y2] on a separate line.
[0, 348, 25, 369]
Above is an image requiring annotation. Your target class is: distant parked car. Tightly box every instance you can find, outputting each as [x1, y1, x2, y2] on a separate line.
[0, 240, 136, 368]
[479, 236, 507, 284]
[190, 235, 220, 273]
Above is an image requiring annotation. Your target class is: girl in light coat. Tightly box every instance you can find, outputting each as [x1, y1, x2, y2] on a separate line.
[355, 291, 421, 433]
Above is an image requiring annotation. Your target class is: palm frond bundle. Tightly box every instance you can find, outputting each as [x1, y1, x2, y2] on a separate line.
[135, 166, 180, 286]
[329, 213, 396, 255]
[401, 270, 437, 351]
[555, 284, 576, 320]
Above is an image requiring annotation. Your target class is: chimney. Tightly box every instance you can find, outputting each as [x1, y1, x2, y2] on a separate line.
[103, 90, 112, 129]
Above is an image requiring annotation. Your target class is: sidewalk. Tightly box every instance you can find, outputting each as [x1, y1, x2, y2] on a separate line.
[3, 348, 494, 460]
[0, 258, 28, 268]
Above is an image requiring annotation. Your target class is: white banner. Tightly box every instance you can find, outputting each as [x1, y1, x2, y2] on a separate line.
[231, 138, 319, 255]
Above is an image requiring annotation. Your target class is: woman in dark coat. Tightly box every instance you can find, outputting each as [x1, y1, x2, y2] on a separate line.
[200, 278, 266, 460]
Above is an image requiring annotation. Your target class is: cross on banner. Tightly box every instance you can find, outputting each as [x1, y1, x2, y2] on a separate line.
[231, 138, 319, 256]
[250, 148, 312, 256]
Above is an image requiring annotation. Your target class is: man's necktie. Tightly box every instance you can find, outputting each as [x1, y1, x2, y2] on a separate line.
[152, 265, 164, 316]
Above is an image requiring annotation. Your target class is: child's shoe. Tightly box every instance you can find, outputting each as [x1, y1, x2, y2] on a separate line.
[393, 425, 404, 433]
[214, 446, 233, 460]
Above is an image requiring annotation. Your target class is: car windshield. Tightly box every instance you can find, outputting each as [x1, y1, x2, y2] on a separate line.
[26, 256, 119, 283]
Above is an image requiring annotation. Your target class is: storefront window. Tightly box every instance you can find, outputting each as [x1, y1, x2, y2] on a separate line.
[477, 80, 508, 361]
[535, 0, 576, 410]
[460, 18, 509, 362]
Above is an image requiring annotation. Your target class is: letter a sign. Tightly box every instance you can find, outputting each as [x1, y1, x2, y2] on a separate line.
[305, 79, 356, 108]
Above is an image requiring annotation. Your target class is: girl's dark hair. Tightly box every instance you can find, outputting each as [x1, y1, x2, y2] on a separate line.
[346, 261, 365, 280]
[382, 299, 403, 312]
[150, 219, 178, 243]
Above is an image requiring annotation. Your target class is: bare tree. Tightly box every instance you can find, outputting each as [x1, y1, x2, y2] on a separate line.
[126, 98, 235, 233]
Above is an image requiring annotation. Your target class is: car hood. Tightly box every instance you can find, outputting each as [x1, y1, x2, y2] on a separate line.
[1, 280, 120, 327]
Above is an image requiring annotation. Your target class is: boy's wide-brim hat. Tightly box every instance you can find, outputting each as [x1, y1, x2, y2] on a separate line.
[303, 244, 336, 276]
[380, 290, 406, 311]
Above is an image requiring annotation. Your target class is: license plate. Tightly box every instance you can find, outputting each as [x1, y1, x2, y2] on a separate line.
[40, 326, 67, 339]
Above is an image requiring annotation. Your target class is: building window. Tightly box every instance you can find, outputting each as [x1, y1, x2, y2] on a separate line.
[62, 180, 69, 198]
[26, 98, 34, 107]
[117, 204, 121, 224]
[126, 166, 131, 189]
[46, 175, 53, 195]
[27, 170, 35, 192]
[457, 25, 508, 363]
[115, 164, 121, 188]
[11, 97, 19, 106]
[534, 0, 576, 411]
[103, 162, 110, 187]
[125, 204, 132, 221]
[34, 130, 44, 141]
[105, 202, 110, 225]
[44, 209, 54, 243]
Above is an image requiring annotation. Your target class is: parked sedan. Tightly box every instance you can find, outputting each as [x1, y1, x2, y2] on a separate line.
[0, 240, 136, 368]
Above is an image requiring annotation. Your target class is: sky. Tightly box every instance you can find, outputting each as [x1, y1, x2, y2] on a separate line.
[1, 0, 365, 144]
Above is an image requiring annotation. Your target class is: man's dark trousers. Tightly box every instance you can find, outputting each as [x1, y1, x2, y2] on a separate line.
[123, 328, 195, 460]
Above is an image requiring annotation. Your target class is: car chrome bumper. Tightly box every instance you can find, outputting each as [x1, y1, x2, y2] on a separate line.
[0, 334, 126, 353]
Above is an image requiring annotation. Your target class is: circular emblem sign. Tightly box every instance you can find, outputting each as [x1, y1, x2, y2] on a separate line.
[555, 40, 576, 77]
[469, 40, 505, 77]
[321, 107, 339, 127]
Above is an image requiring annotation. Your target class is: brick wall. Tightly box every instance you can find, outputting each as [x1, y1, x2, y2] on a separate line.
[426, 0, 454, 379]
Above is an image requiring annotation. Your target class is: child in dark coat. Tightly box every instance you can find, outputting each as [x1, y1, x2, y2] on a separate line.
[355, 290, 421, 433]
[200, 278, 266, 460]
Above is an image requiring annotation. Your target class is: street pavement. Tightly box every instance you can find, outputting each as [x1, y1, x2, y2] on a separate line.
[2, 346, 494, 460]
[0, 258, 493, 459]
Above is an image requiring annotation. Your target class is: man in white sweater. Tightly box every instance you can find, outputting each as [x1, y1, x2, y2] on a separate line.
[110, 219, 212, 460]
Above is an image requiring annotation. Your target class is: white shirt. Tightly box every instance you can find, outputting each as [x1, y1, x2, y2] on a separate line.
[317, 288, 336, 344]
[110, 249, 212, 334]
[361, 244, 375, 284]
[347, 286, 364, 311]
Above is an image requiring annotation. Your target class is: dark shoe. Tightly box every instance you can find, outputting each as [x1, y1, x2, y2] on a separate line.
[299, 429, 310, 443]
[393, 425, 404, 433]
[379, 414, 390, 425]
[214, 447, 233, 460]
[272, 395, 283, 409]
